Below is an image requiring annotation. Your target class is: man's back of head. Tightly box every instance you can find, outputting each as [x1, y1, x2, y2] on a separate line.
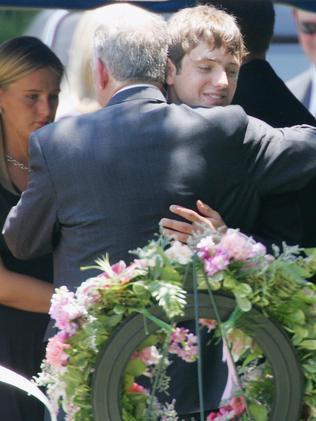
[92, 3, 168, 104]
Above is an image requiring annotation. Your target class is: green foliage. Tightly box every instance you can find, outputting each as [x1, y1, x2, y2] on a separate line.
[248, 401, 268, 421]
[0, 10, 38, 43]
[146, 280, 187, 318]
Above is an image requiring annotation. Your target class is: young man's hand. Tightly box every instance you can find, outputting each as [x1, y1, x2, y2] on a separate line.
[160, 200, 227, 243]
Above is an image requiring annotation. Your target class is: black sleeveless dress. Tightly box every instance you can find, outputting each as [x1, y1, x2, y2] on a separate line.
[0, 183, 53, 421]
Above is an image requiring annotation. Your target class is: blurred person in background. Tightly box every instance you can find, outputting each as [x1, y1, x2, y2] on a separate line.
[55, 8, 103, 119]
[0, 36, 63, 421]
[287, 6, 316, 116]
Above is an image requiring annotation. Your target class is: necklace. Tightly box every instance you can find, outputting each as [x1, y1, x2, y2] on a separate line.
[5, 154, 30, 172]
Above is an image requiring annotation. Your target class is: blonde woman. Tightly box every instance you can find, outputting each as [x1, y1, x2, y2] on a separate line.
[56, 8, 103, 119]
[0, 36, 63, 420]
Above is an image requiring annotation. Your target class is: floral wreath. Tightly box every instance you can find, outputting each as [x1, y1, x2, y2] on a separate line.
[35, 228, 316, 421]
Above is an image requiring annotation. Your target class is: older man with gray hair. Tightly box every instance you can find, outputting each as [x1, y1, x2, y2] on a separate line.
[4, 3, 316, 420]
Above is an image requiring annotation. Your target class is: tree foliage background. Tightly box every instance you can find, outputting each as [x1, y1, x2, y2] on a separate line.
[0, 10, 37, 43]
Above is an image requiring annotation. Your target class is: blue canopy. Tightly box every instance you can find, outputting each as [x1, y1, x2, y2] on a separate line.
[0, 0, 196, 10]
[278, 0, 316, 12]
[0, 0, 315, 12]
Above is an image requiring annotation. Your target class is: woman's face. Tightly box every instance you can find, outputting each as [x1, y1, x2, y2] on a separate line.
[0, 67, 60, 155]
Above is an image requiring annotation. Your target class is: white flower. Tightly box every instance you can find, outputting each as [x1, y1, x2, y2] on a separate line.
[165, 241, 193, 264]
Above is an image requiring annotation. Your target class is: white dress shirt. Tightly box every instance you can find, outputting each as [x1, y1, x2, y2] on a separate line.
[309, 65, 316, 116]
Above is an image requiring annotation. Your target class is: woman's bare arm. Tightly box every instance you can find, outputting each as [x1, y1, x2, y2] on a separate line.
[0, 261, 52, 313]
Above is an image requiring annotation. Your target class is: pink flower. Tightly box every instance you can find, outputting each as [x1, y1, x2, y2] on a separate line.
[219, 229, 266, 262]
[207, 412, 218, 420]
[203, 249, 230, 276]
[76, 277, 105, 307]
[111, 261, 126, 275]
[133, 257, 156, 269]
[206, 395, 246, 420]
[229, 395, 246, 416]
[169, 327, 198, 362]
[49, 286, 85, 334]
[199, 318, 217, 332]
[218, 407, 235, 418]
[131, 346, 161, 366]
[197, 230, 267, 277]
[97, 259, 142, 285]
[206, 407, 233, 420]
[65, 403, 80, 421]
[197, 235, 231, 276]
[46, 332, 70, 368]
[127, 382, 146, 394]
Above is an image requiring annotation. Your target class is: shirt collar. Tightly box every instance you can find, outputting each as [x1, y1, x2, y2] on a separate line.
[309, 65, 316, 116]
[111, 83, 158, 100]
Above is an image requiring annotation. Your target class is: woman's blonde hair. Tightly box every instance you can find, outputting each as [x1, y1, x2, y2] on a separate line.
[57, 9, 104, 117]
[0, 36, 63, 89]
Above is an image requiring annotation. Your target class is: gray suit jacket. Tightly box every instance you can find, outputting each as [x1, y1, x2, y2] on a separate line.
[4, 85, 316, 291]
[287, 68, 313, 110]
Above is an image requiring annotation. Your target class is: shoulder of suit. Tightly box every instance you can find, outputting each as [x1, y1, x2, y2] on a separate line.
[169, 104, 250, 151]
[32, 111, 99, 144]
[193, 104, 248, 132]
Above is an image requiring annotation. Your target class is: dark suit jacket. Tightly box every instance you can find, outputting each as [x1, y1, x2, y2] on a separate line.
[233, 60, 316, 127]
[287, 67, 313, 111]
[233, 59, 316, 249]
[4, 85, 316, 415]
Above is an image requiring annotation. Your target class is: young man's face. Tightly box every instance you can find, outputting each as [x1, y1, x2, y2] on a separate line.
[294, 9, 316, 66]
[167, 40, 241, 108]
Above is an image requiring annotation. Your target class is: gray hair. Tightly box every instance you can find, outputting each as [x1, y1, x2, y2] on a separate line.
[93, 4, 168, 84]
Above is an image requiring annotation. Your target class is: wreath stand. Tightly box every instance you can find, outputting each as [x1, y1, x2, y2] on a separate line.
[92, 292, 304, 421]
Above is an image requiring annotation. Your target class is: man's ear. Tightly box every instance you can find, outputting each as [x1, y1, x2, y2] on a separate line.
[96, 58, 109, 90]
[166, 58, 177, 86]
